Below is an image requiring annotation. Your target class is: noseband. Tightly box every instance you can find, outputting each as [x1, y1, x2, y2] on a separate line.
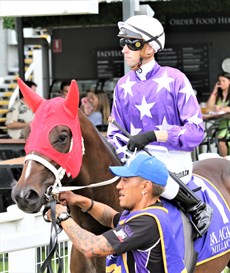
[25, 153, 66, 201]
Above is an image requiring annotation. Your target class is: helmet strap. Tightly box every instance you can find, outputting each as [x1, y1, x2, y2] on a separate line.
[130, 45, 153, 71]
[130, 57, 143, 71]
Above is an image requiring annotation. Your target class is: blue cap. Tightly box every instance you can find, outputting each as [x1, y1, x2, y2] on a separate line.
[109, 154, 168, 186]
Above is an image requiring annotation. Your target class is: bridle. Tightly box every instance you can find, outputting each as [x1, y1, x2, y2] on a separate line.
[25, 154, 67, 201]
[24, 143, 119, 202]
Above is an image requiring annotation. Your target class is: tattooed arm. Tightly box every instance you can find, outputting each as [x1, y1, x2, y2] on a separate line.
[48, 201, 117, 257]
[58, 191, 118, 228]
[60, 215, 115, 258]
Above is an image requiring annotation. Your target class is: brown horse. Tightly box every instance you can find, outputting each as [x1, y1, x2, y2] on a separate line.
[11, 79, 230, 273]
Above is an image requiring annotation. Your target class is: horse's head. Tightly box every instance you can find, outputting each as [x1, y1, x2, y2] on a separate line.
[11, 79, 83, 213]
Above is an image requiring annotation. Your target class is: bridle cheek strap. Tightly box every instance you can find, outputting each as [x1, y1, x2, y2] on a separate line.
[25, 154, 66, 189]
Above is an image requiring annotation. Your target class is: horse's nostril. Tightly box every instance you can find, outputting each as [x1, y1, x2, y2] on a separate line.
[13, 189, 39, 204]
[12, 188, 42, 213]
[25, 190, 39, 201]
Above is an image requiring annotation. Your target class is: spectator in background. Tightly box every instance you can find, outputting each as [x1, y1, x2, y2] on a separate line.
[5, 80, 36, 140]
[60, 80, 71, 98]
[93, 90, 111, 127]
[206, 72, 230, 156]
[81, 90, 110, 130]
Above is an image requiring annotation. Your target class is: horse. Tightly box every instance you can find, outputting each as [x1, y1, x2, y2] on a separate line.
[11, 79, 230, 273]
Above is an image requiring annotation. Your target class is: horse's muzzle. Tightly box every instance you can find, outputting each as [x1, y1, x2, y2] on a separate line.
[11, 185, 45, 213]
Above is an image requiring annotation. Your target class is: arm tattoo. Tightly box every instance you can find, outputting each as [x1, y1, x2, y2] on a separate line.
[64, 219, 115, 257]
[97, 206, 115, 227]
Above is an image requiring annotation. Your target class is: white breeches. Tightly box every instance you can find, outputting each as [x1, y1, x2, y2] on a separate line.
[113, 134, 193, 200]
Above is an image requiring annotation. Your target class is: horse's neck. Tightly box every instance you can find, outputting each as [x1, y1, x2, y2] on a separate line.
[80, 116, 120, 182]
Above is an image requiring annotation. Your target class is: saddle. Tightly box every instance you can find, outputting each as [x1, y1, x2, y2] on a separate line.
[163, 174, 230, 269]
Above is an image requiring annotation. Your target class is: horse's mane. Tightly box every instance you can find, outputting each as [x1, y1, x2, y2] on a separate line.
[102, 136, 122, 163]
[78, 108, 121, 162]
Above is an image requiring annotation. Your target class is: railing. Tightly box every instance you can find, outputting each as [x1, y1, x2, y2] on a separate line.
[0, 204, 71, 273]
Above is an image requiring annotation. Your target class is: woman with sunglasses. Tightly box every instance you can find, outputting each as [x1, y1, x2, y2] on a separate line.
[107, 15, 212, 239]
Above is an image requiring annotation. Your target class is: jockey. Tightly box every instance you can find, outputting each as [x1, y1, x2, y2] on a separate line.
[107, 14, 213, 238]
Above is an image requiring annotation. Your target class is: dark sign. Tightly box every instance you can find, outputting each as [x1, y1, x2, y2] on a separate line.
[51, 26, 121, 81]
[96, 48, 124, 79]
[156, 44, 209, 96]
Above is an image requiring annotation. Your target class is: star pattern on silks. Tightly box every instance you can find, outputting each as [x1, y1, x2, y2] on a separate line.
[130, 123, 142, 136]
[152, 71, 175, 93]
[187, 111, 203, 125]
[135, 96, 155, 120]
[179, 76, 196, 104]
[155, 116, 174, 131]
[120, 75, 136, 98]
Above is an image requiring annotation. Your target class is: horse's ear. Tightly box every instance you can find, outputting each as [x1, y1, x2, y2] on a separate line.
[17, 78, 44, 112]
[63, 80, 79, 118]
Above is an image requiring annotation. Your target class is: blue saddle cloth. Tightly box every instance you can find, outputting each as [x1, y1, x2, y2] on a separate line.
[163, 174, 230, 265]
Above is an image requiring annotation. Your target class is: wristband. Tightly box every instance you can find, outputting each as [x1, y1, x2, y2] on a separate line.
[56, 211, 71, 227]
[81, 199, 94, 213]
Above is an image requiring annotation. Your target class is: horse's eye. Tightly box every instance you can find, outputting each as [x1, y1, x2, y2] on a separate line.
[59, 134, 68, 142]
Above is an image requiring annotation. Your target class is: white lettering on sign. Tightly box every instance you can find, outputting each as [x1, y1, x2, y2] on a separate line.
[169, 16, 230, 26]
[195, 17, 216, 24]
[169, 18, 194, 26]
[97, 50, 123, 58]
[218, 17, 230, 24]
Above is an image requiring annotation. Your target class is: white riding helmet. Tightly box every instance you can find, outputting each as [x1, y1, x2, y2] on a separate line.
[118, 15, 165, 53]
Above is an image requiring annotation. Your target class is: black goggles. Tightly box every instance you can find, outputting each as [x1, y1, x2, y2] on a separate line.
[119, 38, 146, 51]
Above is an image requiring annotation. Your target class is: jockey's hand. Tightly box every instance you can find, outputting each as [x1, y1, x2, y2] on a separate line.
[127, 131, 157, 152]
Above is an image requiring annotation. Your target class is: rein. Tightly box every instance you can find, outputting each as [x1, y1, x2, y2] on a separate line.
[25, 154, 119, 198]
[40, 200, 63, 273]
